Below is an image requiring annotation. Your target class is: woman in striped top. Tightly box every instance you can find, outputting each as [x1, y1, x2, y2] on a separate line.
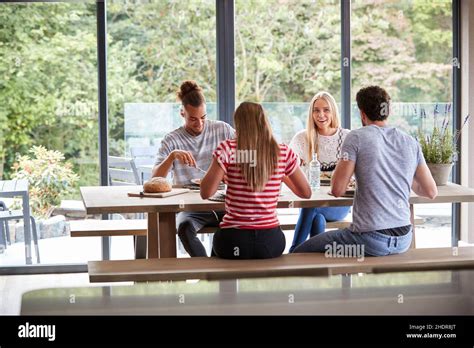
[200, 102, 311, 259]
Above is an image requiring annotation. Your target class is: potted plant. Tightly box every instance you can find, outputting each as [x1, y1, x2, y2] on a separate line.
[417, 106, 469, 186]
[11, 145, 79, 219]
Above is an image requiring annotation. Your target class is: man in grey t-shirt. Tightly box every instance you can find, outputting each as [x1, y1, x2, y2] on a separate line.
[152, 81, 235, 257]
[294, 86, 437, 257]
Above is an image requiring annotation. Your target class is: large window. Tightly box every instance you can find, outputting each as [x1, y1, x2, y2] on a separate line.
[0, 0, 460, 269]
[235, 0, 341, 144]
[0, 2, 101, 265]
[351, 0, 454, 247]
[351, 0, 453, 130]
[107, 0, 217, 156]
[102, 1, 218, 258]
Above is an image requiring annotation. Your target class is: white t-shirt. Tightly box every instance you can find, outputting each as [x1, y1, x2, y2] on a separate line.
[289, 128, 350, 172]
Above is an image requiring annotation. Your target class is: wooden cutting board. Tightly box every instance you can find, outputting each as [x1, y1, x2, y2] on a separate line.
[128, 188, 190, 198]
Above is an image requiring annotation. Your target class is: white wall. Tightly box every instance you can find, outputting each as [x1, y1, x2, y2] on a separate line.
[461, 0, 474, 244]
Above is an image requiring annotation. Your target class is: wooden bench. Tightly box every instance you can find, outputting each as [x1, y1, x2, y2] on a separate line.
[88, 246, 474, 283]
[69, 216, 305, 237]
[71, 214, 424, 237]
[70, 219, 148, 237]
[70, 216, 346, 237]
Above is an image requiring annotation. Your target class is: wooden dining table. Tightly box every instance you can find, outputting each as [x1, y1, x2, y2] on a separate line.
[80, 183, 474, 259]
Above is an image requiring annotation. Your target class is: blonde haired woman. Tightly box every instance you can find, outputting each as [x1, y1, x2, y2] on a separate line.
[200, 102, 311, 259]
[289, 91, 351, 253]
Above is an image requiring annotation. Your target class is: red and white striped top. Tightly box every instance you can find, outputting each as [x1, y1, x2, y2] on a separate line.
[213, 139, 299, 229]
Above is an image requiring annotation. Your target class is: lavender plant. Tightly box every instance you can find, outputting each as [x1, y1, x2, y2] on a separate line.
[417, 104, 469, 164]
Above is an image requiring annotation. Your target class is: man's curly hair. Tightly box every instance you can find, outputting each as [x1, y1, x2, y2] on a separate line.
[356, 86, 391, 122]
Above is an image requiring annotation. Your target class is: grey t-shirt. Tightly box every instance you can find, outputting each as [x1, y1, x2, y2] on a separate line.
[341, 125, 426, 232]
[155, 120, 235, 185]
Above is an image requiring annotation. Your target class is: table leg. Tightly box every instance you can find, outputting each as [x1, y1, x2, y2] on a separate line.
[22, 193, 32, 265]
[147, 213, 159, 259]
[410, 204, 416, 249]
[159, 212, 177, 258]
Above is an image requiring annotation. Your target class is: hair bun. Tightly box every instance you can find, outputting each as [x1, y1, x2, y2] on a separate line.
[178, 80, 201, 99]
[176, 80, 205, 106]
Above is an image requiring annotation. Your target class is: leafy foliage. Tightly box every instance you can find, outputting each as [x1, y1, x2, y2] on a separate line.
[11, 146, 79, 218]
[0, 0, 454, 198]
[417, 126, 455, 164]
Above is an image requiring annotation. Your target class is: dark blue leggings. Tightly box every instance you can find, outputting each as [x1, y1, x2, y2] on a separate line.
[289, 206, 351, 253]
[212, 226, 286, 259]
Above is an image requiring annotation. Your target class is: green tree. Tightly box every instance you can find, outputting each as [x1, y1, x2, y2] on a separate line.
[0, 3, 99, 187]
[0, 0, 454, 195]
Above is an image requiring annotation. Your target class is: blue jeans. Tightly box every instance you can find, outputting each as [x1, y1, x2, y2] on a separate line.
[292, 227, 413, 256]
[289, 206, 351, 253]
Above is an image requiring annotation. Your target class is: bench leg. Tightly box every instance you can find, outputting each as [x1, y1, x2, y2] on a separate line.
[159, 212, 177, 258]
[147, 213, 159, 259]
[341, 274, 352, 289]
[410, 204, 416, 249]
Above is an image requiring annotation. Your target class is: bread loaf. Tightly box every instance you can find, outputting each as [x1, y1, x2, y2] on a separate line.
[143, 177, 172, 193]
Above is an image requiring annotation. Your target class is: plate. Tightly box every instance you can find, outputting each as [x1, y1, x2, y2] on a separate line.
[183, 183, 201, 191]
[191, 178, 202, 185]
[208, 190, 226, 202]
[190, 178, 225, 190]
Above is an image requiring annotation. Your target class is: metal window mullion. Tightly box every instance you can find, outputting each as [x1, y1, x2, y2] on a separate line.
[216, 0, 235, 126]
[341, 0, 351, 129]
[452, 0, 461, 247]
[97, 0, 111, 259]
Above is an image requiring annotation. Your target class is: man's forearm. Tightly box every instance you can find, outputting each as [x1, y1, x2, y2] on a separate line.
[411, 180, 428, 198]
[152, 153, 174, 178]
